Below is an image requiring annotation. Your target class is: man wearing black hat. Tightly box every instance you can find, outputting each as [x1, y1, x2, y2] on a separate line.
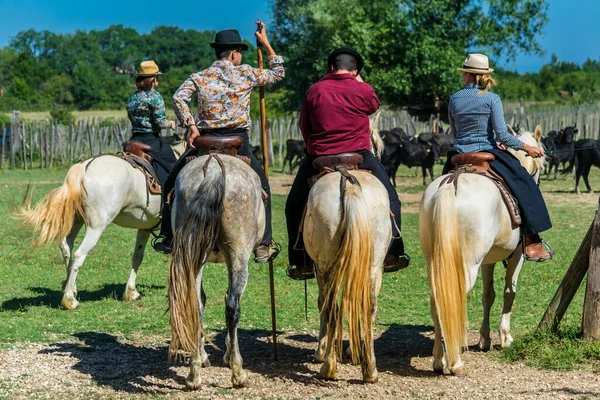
[285, 47, 410, 280]
[153, 22, 284, 263]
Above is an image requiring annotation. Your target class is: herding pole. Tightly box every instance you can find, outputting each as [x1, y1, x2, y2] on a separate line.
[256, 20, 278, 361]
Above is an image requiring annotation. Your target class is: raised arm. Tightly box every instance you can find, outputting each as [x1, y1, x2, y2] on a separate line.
[242, 21, 285, 87]
[491, 96, 524, 150]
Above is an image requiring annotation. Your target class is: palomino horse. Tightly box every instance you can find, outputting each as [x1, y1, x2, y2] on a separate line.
[419, 125, 545, 376]
[168, 153, 265, 389]
[18, 138, 186, 310]
[304, 162, 392, 382]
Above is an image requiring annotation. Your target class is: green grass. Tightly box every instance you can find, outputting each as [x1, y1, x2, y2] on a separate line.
[0, 162, 598, 370]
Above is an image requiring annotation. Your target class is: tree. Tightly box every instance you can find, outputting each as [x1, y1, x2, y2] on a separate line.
[271, 0, 549, 110]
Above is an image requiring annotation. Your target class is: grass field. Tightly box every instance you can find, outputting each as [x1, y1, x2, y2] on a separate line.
[0, 163, 598, 369]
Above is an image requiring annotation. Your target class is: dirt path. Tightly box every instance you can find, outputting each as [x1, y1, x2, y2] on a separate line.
[1, 328, 598, 399]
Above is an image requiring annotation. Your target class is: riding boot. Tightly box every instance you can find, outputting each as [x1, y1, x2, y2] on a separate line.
[524, 234, 553, 262]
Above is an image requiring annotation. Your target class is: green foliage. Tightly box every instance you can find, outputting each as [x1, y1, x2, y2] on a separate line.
[271, 0, 548, 110]
[495, 55, 600, 104]
[502, 327, 600, 370]
[49, 106, 75, 125]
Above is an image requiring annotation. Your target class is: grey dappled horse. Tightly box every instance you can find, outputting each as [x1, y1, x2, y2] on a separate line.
[168, 154, 265, 389]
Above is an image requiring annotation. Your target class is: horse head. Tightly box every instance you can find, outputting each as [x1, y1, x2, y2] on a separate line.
[507, 124, 546, 181]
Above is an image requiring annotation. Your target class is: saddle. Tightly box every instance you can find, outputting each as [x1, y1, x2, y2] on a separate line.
[192, 136, 251, 165]
[441, 152, 521, 225]
[311, 153, 366, 185]
[119, 141, 161, 195]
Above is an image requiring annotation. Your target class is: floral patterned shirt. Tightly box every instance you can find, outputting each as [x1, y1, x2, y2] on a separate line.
[126, 89, 169, 135]
[172, 56, 285, 130]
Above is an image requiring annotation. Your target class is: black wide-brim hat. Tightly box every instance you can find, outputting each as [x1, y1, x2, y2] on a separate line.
[327, 47, 364, 73]
[210, 29, 249, 51]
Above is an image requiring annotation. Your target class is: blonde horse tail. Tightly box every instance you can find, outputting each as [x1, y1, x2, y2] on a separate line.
[429, 183, 467, 367]
[17, 162, 88, 246]
[323, 178, 374, 366]
[168, 162, 225, 359]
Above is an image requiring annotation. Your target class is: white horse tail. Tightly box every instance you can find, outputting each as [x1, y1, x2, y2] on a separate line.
[323, 178, 374, 367]
[168, 161, 225, 359]
[18, 162, 88, 246]
[429, 183, 467, 367]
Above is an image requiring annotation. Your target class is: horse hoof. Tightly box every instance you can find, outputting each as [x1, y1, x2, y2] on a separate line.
[185, 378, 202, 390]
[363, 369, 379, 383]
[123, 290, 141, 302]
[201, 357, 211, 368]
[61, 298, 79, 310]
[232, 371, 248, 388]
[479, 338, 491, 352]
[500, 335, 513, 349]
[433, 366, 444, 375]
[319, 362, 337, 380]
[451, 367, 466, 377]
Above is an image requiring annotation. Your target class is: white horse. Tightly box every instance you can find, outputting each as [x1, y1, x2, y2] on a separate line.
[168, 153, 265, 389]
[419, 125, 545, 376]
[18, 139, 185, 310]
[304, 164, 391, 382]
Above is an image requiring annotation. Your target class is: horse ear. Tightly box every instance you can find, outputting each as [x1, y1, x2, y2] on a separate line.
[507, 124, 518, 137]
[534, 124, 542, 141]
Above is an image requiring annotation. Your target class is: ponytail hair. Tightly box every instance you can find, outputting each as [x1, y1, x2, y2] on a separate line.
[475, 73, 496, 95]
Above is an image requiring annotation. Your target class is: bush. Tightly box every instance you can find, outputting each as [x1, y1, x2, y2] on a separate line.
[50, 106, 75, 125]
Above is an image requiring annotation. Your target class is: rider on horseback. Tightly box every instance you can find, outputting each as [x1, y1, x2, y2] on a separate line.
[285, 47, 411, 280]
[443, 53, 552, 261]
[153, 23, 284, 263]
[126, 60, 177, 185]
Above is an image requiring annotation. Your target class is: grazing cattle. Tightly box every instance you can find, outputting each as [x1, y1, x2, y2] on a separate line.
[564, 139, 600, 193]
[381, 132, 440, 187]
[380, 127, 409, 145]
[281, 139, 306, 174]
[546, 125, 578, 180]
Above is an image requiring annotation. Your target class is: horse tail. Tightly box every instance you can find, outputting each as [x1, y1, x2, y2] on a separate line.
[17, 162, 88, 246]
[168, 160, 225, 359]
[428, 182, 467, 367]
[323, 177, 374, 366]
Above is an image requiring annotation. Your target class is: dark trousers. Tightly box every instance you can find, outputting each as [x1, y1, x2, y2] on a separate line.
[159, 129, 272, 245]
[130, 133, 177, 185]
[285, 150, 405, 266]
[443, 148, 552, 235]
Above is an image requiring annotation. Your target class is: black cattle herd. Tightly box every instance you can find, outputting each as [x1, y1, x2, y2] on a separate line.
[275, 122, 597, 193]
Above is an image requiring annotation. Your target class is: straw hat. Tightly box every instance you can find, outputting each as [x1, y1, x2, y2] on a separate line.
[456, 53, 494, 74]
[137, 60, 162, 77]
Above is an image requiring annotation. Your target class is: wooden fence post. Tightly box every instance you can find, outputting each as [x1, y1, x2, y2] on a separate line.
[583, 198, 600, 340]
[539, 223, 593, 332]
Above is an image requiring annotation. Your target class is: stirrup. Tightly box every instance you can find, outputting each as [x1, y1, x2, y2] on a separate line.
[254, 240, 282, 263]
[525, 239, 553, 262]
[286, 265, 315, 281]
[383, 253, 411, 273]
[151, 235, 172, 255]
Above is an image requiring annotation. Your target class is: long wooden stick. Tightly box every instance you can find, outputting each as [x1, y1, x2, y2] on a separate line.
[257, 23, 278, 360]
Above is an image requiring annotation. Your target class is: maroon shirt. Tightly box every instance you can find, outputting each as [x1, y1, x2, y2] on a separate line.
[299, 73, 380, 156]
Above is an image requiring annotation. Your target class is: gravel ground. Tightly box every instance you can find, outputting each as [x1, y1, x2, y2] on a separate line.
[1, 328, 599, 400]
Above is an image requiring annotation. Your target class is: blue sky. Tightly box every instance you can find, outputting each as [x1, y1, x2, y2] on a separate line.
[0, 0, 597, 73]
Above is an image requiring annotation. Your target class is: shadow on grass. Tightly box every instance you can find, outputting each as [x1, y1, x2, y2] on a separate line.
[0, 284, 165, 311]
[39, 324, 436, 393]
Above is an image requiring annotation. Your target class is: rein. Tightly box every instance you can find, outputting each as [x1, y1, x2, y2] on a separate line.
[545, 145, 598, 155]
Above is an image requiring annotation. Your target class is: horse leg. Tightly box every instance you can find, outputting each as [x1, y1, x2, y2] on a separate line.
[479, 264, 496, 351]
[421, 165, 427, 185]
[60, 221, 82, 289]
[430, 295, 444, 374]
[62, 225, 105, 310]
[186, 268, 209, 390]
[361, 267, 382, 383]
[123, 229, 150, 301]
[583, 164, 593, 193]
[314, 283, 329, 363]
[223, 254, 249, 388]
[319, 275, 338, 380]
[500, 250, 525, 348]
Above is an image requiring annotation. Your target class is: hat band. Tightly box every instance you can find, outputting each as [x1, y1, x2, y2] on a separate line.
[462, 64, 490, 71]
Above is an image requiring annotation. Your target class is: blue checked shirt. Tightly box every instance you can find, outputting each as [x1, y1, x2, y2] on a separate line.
[448, 83, 523, 153]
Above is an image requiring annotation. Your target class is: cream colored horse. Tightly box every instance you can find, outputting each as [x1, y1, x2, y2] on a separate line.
[304, 168, 391, 383]
[419, 125, 545, 376]
[18, 138, 185, 310]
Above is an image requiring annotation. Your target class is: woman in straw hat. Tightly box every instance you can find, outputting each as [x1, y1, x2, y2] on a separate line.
[126, 60, 177, 185]
[442, 53, 552, 261]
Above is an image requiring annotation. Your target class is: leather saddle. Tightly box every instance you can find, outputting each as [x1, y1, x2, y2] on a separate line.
[311, 153, 365, 184]
[192, 136, 251, 165]
[444, 152, 521, 226]
[120, 141, 161, 195]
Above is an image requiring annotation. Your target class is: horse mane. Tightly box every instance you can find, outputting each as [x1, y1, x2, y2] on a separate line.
[369, 111, 383, 159]
[517, 128, 546, 172]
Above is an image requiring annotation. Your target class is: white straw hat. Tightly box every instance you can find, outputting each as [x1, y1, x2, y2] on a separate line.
[457, 53, 494, 74]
